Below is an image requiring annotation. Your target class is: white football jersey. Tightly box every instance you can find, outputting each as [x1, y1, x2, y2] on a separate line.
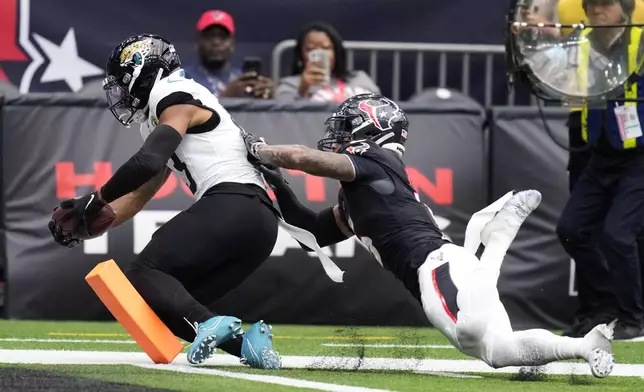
[140, 68, 266, 200]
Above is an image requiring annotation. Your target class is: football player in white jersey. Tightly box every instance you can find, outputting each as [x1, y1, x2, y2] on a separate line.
[48, 34, 280, 369]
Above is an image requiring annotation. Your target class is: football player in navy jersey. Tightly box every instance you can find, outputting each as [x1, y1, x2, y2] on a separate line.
[242, 93, 616, 378]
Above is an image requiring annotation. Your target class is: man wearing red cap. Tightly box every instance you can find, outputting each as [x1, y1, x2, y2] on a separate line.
[184, 10, 274, 98]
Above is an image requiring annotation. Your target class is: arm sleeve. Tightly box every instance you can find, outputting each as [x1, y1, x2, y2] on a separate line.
[270, 177, 350, 249]
[100, 124, 182, 203]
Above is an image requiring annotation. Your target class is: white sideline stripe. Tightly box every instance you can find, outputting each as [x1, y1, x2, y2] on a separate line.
[322, 343, 454, 349]
[137, 364, 393, 392]
[0, 338, 137, 344]
[1, 349, 644, 378]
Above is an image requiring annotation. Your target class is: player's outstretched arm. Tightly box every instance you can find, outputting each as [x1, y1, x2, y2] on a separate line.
[49, 104, 212, 246]
[108, 168, 171, 228]
[258, 165, 352, 248]
[257, 144, 355, 182]
[242, 129, 356, 182]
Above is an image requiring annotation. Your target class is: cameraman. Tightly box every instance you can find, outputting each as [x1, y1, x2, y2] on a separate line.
[556, 0, 644, 340]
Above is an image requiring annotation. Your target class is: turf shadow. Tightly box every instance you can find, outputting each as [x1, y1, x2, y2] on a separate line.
[0, 366, 175, 392]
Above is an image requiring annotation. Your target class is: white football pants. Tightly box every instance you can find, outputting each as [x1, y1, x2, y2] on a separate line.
[417, 193, 590, 368]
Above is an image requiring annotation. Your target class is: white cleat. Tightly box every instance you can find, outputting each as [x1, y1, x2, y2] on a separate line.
[481, 189, 542, 246]
[584, 320, 616, 378]
[589, 348, 615, 378]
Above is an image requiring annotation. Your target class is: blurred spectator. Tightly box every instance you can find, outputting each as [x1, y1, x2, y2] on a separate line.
[513, 0, 562, 39]
[560, 0, 644, 36]
[276, 22, 380, 102]
[184, 10, 274, 99]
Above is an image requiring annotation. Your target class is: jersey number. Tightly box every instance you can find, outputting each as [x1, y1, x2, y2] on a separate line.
[170, 153, 197, 194]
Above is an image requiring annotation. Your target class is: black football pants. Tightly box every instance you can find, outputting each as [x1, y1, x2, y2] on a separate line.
[566, 113, 644, 327]
[559, 146, 644, 328]
[125, 184, 278, 357]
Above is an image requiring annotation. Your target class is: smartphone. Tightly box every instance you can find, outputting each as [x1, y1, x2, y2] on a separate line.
[307, 49, 331, 82]
[242, 57, 262, 76]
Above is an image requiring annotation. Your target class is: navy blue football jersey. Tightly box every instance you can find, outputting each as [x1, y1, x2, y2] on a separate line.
[337, 140, 450, 299]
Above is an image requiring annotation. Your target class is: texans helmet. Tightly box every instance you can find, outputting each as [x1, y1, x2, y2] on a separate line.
[318, 93, 410, 156]
[103, 34, 181, 126]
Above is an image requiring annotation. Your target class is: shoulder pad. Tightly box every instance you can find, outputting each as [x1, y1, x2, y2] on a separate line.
[148, 69, 197, 119]
[342, 140, 405, 176]
[341, 140, 378, 156]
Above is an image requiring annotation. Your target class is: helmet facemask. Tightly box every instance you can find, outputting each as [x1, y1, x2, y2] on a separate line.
[103, 67, 163, 127]
[317, 114, 357, 151]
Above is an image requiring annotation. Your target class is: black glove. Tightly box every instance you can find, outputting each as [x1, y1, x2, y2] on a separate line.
[240, 129, 275, 168]
[59, 191, 106, 238]
[48, 215, 83, 248]
[257, 164, 289, 192]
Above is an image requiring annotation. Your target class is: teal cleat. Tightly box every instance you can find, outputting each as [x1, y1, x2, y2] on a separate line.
[240, 320, 281, 369]
[187, 315, 243, 365]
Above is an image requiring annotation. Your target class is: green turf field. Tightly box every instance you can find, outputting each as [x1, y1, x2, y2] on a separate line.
[1, 320, 643, 391]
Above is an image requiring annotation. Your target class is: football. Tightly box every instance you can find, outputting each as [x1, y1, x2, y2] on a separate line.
[52, 204, 116, 239]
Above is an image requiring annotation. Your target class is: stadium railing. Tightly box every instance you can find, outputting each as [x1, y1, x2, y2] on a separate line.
[271, 40, 534, 107]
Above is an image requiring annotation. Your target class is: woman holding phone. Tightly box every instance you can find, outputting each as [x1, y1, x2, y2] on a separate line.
[276, 22, 381, 102]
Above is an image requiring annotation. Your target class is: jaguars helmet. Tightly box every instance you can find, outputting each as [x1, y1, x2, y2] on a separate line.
[318, 93, 409, 156]
[103, 34, 181, 126]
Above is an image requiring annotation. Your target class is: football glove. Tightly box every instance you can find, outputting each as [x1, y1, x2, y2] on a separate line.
[48, 212, 83, 249]
[257, 164, 289, 192]
[52, 191, 106, 239]
[240, 129, 275, 168]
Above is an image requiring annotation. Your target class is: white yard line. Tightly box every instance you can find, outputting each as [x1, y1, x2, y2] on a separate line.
[1, 349, 644, 378]
[321, 343, 454, 349]
[0, 338, 137, 344]
[137, 363, 393, 392]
